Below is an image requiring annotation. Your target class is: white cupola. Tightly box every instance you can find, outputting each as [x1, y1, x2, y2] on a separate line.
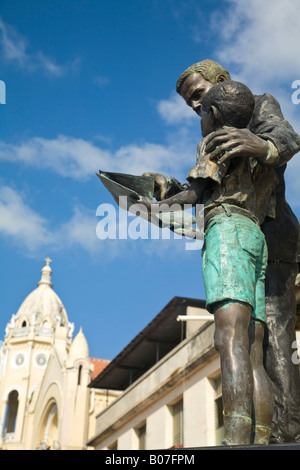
[4, 258, 73, 339]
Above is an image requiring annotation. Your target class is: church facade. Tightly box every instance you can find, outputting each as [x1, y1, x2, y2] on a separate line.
[0, 259, 119, 450]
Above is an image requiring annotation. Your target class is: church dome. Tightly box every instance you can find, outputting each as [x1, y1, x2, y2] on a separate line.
[68, 327, 89, 362]
[14, 258, 68, 330]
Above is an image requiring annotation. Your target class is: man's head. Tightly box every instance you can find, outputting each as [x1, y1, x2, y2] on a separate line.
[200, 80, 255, 137]
[176, 60, 231, 116]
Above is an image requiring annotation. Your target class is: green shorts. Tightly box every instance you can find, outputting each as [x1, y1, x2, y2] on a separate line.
[202, 212, 268, 323]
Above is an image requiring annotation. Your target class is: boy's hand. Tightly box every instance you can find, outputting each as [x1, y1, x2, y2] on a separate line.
[142, 172, 169, 200]
[204, 127, 269, 164]
[137, 196, 153, 212]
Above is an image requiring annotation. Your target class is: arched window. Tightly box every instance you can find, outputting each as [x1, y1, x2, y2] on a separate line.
[3, 390, 19, 435]
[78, 365, 83, 385]
[21, 321, 27, 327]
[37, 403, 59, 449]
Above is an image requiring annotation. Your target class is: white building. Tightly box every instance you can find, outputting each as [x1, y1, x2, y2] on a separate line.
[88, 297, 224, 449]
[0, 259, 118, 450]
[88, 289, 300, 450]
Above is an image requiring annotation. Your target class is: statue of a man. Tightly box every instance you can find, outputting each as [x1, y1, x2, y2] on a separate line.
[148, 60, 300, 444]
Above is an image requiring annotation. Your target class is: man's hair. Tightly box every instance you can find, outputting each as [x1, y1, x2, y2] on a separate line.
[176, 59, 231, 94]
[201, 80, 255, 129]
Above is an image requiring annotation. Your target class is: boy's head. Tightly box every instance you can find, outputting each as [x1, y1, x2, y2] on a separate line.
[200, 80, 255, 137]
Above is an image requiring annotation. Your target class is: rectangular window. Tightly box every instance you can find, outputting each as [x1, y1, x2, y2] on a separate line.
[107, 441, 118, 450]
[136, 424, 146, 450]
[171, 398, 183, 446]
[215, 396, 224, 445]
[213, 376, 224, 445]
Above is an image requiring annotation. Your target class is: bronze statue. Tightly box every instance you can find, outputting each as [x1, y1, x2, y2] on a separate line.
[147, 60, 300, 444]
[98, 59, 300, 446]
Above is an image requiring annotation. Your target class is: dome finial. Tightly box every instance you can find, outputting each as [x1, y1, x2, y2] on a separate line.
[38, 257, 53, 287]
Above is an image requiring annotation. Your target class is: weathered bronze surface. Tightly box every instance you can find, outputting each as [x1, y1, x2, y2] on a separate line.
[97, 170, 200, 237]
[98, 59, 300, 446]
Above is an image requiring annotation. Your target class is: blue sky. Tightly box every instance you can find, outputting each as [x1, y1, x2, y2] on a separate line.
[0, 0, 299, 359]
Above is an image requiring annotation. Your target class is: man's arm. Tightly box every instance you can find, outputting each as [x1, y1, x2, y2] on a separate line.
[203, 93, 300, 167]
[249, 93, 300, 166]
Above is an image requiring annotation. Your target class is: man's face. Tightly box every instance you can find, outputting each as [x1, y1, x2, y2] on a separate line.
[180, 73, 215, 116]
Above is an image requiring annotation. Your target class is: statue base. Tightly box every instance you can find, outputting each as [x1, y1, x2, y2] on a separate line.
[191, 442, 300, 450]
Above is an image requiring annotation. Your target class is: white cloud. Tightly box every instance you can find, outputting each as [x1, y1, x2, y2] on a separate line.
[159, 0, 300, 131]
[0, 132, 196, 182]
[0, 17, 77, 77]
[36, 51, 68, 78]
[207, 0, 300, 212]
[0, 136, 110, 179]
[0, 185, 105, 256]
[0, 17, 27, 65]
[157, 0, 300, 213]
[0, 186, 52, 251]
[156, 92, 196, 125]
[0, 185, 196, 259]
[58, 205, 100, 254]
[211, 0, 300, 92]
[285, 154, 300, 209]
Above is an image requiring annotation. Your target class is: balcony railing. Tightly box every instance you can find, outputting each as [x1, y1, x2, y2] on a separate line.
[11, 326, 54, 338]
[2, 432, 15, 443]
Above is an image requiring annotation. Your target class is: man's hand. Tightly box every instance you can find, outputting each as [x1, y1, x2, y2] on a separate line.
[205, 127, 269, 164]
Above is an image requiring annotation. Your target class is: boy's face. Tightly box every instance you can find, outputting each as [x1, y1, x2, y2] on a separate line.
[201, 109, 215, 137]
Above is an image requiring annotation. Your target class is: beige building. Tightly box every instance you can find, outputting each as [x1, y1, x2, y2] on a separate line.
[0, 259, 118, 450]
[88, 291, 300, 450]
[87, 297, 222, 449]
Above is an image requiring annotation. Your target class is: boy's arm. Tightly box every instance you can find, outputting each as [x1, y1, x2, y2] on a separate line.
[140, 178, 207, 214]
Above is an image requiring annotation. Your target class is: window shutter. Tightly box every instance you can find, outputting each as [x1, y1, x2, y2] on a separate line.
[172, 399, 183, 445]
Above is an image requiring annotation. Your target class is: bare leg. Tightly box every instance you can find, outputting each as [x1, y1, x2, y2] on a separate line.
[249, 320, 273, 444]
[214, 302, 253, 445]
